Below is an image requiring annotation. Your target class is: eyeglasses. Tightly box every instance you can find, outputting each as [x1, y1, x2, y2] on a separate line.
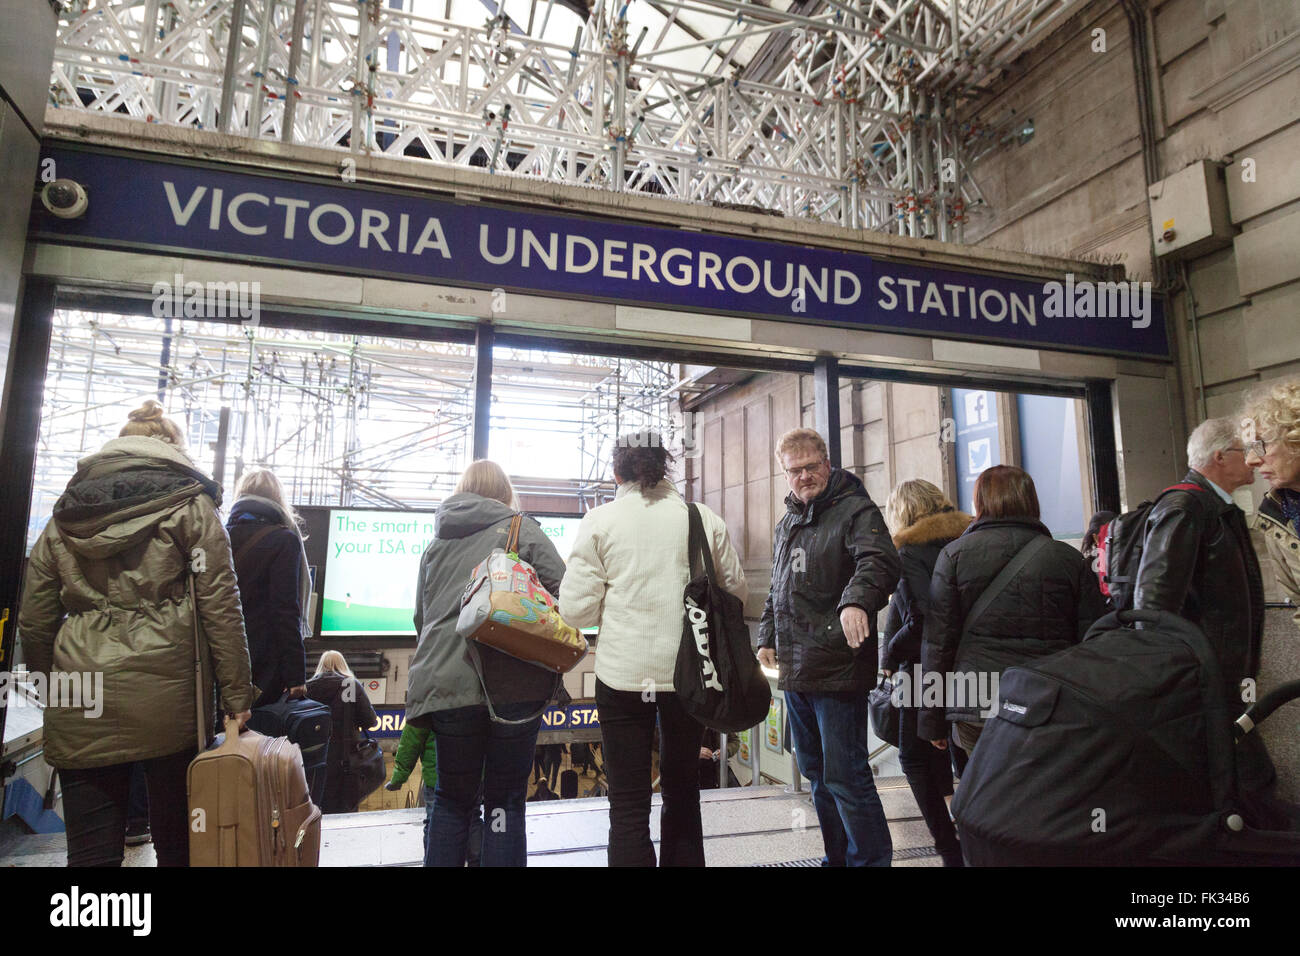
[1245, 439, 1270, 458]
[784, 460, 826, 479]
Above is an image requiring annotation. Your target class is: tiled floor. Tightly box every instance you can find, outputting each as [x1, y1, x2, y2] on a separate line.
[0, 778, 940, 867]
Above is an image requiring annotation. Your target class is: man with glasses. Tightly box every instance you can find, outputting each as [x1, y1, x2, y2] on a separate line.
[757, 428, 900, 866]
[1133, 417, 1272, 789]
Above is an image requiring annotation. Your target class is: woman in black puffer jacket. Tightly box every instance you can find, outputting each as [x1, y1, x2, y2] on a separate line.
[917, 466, 1106, 754]
[880, 479, 972, 867]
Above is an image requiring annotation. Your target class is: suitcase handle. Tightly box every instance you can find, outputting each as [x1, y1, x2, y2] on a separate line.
[219, 714, 247, 750]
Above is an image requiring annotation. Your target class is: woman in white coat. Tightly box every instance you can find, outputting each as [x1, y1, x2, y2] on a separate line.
[559, 432, 746, 866]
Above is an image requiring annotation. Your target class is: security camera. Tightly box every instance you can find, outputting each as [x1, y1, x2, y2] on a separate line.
[40, 179, 89, 219]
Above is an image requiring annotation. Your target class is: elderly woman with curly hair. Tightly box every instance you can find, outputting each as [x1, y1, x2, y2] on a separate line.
[1243, 378, 1300, 632]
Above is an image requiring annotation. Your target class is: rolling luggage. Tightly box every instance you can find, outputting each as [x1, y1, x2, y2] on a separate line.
[187, 716, 323, 866]
[247, 695, 332, 805]
[185, 575, 321, 866]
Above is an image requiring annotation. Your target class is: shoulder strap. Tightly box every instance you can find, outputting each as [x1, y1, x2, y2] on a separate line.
[686, 503, 715, 583]
[505, 514, 523, 554]
[189, 573, 208, 752]
[962, 535, 1052, 640]
[233, 523, 280, 566]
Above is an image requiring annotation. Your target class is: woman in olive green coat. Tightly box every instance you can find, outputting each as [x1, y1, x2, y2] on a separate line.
[18, 401, 255, 866]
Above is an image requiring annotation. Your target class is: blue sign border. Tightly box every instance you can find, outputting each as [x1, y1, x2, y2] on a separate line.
[31, 144, 1169, 359]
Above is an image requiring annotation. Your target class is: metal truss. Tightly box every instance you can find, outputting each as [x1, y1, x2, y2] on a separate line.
[50, 0, 1089, 237]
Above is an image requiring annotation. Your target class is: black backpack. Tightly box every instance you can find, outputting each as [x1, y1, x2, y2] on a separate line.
[674, 504, 772, 734]
[1099, 482, 1203, 609]
[952, 609, 1243, 866]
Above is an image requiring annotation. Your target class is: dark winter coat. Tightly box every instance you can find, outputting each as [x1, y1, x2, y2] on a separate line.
[880, 508, 973, 674]
[227, 498, 307, 709]
[1133, 469, 1265, 703]
[18, 437, 255, 769]
[305, 670, 378, 812]
[405, 493, 567, 720]
[758, 468, 901, 693]
[917, 515, 1105, 740]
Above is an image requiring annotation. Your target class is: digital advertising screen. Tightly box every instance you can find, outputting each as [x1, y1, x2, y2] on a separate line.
[319, 507, 586, 637]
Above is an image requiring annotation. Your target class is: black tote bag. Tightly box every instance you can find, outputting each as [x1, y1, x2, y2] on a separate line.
[674, 503, 772, 733]
[340, 694, 386, 807]
[868, 674, 899, 744]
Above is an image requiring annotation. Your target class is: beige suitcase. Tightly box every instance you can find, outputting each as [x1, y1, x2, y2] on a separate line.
[187, 716, 322, 866]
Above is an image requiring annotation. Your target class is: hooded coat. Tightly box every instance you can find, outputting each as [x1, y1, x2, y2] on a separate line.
[757, 467, 901, 693]
[405, 493, 566, 720]
[18, 436, 255, 769]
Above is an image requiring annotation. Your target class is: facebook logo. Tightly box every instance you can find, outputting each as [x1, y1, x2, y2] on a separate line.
[964, 391, 991, 425]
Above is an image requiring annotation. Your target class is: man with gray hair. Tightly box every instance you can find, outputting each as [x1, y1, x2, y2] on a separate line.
[1133, 417, 1271, 787]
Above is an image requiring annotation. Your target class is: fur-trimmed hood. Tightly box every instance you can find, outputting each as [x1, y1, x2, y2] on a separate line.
[893, 508, 972, 548]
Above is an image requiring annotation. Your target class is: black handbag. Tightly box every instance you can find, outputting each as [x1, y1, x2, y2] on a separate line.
[868, 673, 900, 744]
[674, 503, 772, 733]
[340, 696, 386, 807]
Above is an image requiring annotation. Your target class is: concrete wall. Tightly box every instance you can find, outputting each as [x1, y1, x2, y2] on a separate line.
[964, 0, 1300, 796]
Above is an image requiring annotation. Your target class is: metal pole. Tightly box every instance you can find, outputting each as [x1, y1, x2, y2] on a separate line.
[472, 323, 494, 459]
[213, 406, 232, 489]
[218, 0, 249, 133]
[249, 0, 277, 136]
[281, 0, 309, 143]
[814, 355, 841, 469]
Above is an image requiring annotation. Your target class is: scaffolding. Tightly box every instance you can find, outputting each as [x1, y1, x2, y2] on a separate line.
[47, 0, 1090, 239]
[28, 310, 682, 542]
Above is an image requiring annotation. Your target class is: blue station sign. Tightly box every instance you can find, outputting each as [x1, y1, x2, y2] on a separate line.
[32, 145, 1169, 358]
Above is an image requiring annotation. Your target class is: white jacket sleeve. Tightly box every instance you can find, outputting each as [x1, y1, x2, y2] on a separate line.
[557, 515, 607, 629]
[706, 508, 748, 604]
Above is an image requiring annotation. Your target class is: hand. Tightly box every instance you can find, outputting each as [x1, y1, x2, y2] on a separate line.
[757, 647, 777, 670]
[880, 668, 893, 678]
[699, 747, 715, 760]
[233, 710, 252, 730]
[288, 685, 308, 699]
[930, 738, 948, 751]
[840, 606, 870, 649]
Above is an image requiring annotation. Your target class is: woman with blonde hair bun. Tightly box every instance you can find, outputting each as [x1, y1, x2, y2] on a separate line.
[1243, 378, 1300, 631]
[880, 478, 972, 867]
[18, 399, 254, 866]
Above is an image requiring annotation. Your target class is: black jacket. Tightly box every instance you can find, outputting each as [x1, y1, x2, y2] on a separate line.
[918, 515, 1105, 740]
[227, 500, 306, 710]
[758, 468, 901, 693]
[1133, 469, 1265, 702]
[305, 670, 379, 812]
[880, 508, 973, 674]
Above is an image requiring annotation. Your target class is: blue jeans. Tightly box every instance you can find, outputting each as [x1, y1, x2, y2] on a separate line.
[785, 689, 893, 867]
[426, 702, 544, 867]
